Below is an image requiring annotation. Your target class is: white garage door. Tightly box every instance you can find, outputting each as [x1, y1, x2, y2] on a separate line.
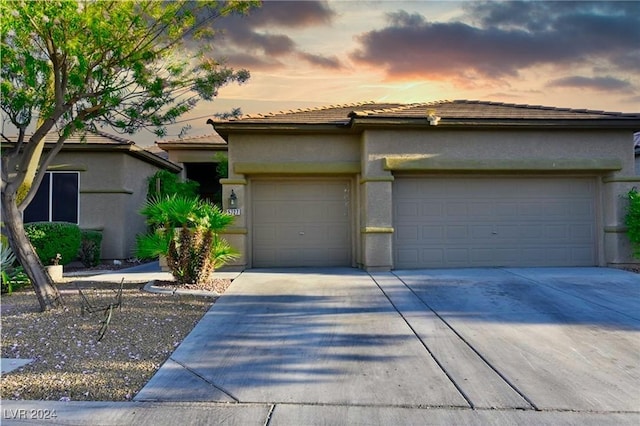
[253, 179, 351, 267]
[394, 177, 596, 268]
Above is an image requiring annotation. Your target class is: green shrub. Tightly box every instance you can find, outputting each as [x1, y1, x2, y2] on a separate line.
[2, 265, 30, 294]
[78, 230, 103, 267]
[625, 188, 640, 259]
[24, 222, 82, 266]
[214, 152, 228, 178]
[147, 170, 199, 200]
[1, 237, 30, 294]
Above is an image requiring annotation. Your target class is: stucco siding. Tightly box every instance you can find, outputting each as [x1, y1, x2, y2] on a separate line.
[367, 129, 635, 269]
[122, 155, 158, 259]
[228, 134, 359, 178]
[211, 101, 639, 270]
[362, 129, 632, 175]
[49, 151, 160, 259]
[166, 149, 226, 164]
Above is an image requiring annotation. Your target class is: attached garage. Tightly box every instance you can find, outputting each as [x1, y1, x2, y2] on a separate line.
[252, 179, 352, 267]
[393, 176, 597, 268]
[208, 100, 639, 271]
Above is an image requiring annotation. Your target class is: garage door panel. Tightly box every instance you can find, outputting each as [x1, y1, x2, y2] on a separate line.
[570, 224, 593, 242]
[469, 202, 494, 216]
[496, 203, 518, 216]
[571, 201, 594, 216]
[446, 202, 468, 216]
[447, 225, 469, 239]
[253, 180, 351, 267]
[422, 225, 443, 240]
[396, 225, 419, 241]
[397, 248, 420, 263]
[394, 177, 596, 268]
[471, 225, 492, 239]
[254, 225, 277, 242]
[422, 202, 443, 216]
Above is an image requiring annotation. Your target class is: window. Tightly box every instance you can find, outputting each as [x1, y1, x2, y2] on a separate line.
[23, 172, 79, 224]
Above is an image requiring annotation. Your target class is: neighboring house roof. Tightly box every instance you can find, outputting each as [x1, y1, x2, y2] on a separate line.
[155, 132, 227, 151]
[210, 100, 640, 139]
[144, 144, 170, 160]
[2, 130, 181, 172]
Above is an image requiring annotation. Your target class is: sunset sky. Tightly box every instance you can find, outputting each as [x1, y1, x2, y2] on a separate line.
[152, 0, 639, 144]
[5, 1, 638, 145]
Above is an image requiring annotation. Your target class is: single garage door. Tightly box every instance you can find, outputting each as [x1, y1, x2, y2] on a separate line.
[253, 179, 351, 267]
[394, 177, 596, 268]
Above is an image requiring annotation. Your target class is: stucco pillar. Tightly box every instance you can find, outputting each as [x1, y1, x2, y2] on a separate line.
[359, 131, 395, 271]
[602, 176, 640, 267]
[219, 177, 248, 270]
[360, 176, 394, 271]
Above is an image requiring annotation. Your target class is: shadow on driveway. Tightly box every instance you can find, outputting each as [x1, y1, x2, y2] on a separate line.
[136, 267, 640, 413]
[390, 267, 640, 412]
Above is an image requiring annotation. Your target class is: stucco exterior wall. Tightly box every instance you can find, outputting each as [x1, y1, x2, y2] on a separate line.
[165, 149, 225, 164]
[360, 128, 635, 269]
[229, 133, 360, 176]
[221, 133, 360, 269]
[363, 129, 632, 172]
[49, 151, 162, 260]
[221, 126, 637, 270]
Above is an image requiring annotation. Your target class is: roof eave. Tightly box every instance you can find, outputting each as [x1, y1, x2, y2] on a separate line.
[208, 115, 640, 137]
[211, 121, 352, 139]
[349, 117, 640, 130]
[127, 145, 182, 172]
[156, 141, 228, 150]
[43, 141, 182, 172]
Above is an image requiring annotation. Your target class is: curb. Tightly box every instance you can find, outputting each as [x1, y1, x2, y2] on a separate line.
[142, 281, 220, 298]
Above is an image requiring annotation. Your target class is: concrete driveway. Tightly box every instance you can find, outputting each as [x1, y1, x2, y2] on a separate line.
[134, 267, 640, 423]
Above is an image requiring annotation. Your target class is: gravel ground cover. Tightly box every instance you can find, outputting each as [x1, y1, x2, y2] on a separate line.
[1, 280, 217, 401]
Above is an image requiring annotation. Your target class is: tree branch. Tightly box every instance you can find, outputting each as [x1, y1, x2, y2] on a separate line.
[18, 103, 104, 211]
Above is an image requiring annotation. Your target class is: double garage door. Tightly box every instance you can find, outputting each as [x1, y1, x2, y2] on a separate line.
[252, 180, 351, 267]
[394, 177, 597, 268]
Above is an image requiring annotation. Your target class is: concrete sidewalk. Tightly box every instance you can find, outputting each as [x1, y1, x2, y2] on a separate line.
[2, 267, 639, 425]
[2, 399, 638, 425]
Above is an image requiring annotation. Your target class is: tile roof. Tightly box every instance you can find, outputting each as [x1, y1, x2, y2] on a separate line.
[2, 130, 135, 146]
[213, 100, 640, 125]
[36, 130, 136, 145]
[156, 132, 227, 146]
[215, 101, 404, 124]
[2, 130, 180, 171]
[350, 100, 640, 120]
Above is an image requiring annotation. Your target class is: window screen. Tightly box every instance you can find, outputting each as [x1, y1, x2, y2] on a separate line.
[23, 173, 50, 223]
[52, 172, 79, 223]
[23, 172, 79, 224]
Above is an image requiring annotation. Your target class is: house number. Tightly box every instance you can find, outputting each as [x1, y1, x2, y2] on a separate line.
[226, 208, 241, 216]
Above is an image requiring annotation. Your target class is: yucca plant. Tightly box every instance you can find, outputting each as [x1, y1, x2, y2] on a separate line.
[135, 229, 173, 260]
[1, 238, 30, 294]
[136, 194, 237, 284]
[211, 238, 240, 270]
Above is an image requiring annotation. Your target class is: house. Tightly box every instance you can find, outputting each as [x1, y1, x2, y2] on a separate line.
[4, 131, 181, 260]
[197, 100, 640, 271]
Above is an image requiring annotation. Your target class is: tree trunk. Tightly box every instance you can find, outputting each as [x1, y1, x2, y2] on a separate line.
[1, 190, 63, 311]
